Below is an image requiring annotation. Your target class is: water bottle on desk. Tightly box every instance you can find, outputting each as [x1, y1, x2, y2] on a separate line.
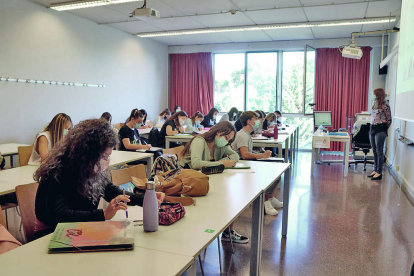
[273, 125, 278, 139]
[143, 181, 158, 232]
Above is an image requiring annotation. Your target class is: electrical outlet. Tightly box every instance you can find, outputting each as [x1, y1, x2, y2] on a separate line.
[395, 127, 400, 132]
[396, 165, 400, 171]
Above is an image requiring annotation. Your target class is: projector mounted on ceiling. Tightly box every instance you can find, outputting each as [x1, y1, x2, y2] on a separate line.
[341, 46, 363, 60]
[131, 0, 160, 20]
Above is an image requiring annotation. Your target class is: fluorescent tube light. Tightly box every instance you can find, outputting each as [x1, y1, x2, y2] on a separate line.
[50, 0, 139, 11]
[137, 17, 396, 38]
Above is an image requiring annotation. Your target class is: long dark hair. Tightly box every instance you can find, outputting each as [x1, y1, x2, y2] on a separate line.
[166, 111, 188, 127]
[43, 113, 72, 148]
[191, 111, 204, 125]
[159, 108, 171, 116]
[228, 107, 239, 121]
[139, 109, 147, 125]
[173, 105, 181, 113]
[100, 112, 112, 123]
[125, 109, 143, 124]
[34, 119, 118, 204]
[372, 88, 386, 109]
[207, 108, 219, 117]
[181, 121, 236, 157]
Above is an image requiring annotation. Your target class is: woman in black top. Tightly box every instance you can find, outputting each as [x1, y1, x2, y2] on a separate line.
[228, 107, 239, 121]
[172, 105, 181, 115]
[158, 111, 188, 148]
[34, 119, 165, 239]
[262, 112, 277, 131]
[119, 109, 151, 151]
[201, 108, 219, 128]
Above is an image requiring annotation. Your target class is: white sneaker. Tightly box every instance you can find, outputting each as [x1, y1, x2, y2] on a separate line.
[269, 197, 283, 209]
[264, 200, 278, 216]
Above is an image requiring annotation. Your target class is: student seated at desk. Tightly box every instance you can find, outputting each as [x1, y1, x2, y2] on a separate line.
[158, 111, 188, 148]
[155, 108, 171, 126]
[262, 112, 277, 131]
[201, 108, 218, 128]
[231, 111, 283, 216]
[180, 121, 248, 244]
[172, 105, 181, 115]
[253, 110, 266, 135]
[135, 109, 152, 129]
[100, 112, 118, 133]
[228, 107, 239, 122]
[34, 119, 165, 239]
[184, 111, 204, 133]
[119, 109, 152, 152]
[275, 110, 282, 126]
[28, 113, 72, 165]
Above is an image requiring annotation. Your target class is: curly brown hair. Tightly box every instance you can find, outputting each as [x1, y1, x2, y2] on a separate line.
[34, 119, 118, 204]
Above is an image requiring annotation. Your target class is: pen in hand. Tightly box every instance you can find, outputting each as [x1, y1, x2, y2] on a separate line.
[123, 188, 128, 219]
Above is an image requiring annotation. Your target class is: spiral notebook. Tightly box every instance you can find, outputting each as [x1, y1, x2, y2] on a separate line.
[48, 221, 134, 253]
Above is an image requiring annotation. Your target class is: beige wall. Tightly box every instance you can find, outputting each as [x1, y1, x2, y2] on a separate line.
[0, 0, 168, 145]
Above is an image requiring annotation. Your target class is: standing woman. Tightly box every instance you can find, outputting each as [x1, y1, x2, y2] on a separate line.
[34, 119, 164, 238]
[184, 111, 204, 133]
[28, 113, 72, 165]
[158, 111, 188, 148]
[369, 88, 392, 180]
[201, 108, 219, 128]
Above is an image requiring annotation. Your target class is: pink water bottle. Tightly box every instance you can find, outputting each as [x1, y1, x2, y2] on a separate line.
[273, 126, 278, 139]
[143, 181, 159, 232]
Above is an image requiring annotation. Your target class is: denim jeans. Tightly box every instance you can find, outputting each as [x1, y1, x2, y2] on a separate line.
[369, 132, 387, 174]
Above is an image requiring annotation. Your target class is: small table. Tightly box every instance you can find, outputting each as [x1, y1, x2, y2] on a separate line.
[311, 133, 350, 177]
[0, 143, 31, 167]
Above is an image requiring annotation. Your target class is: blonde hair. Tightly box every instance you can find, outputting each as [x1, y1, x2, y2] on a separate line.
[372, 88, 386, 109]
[265, 113, 276, 121]
[43, 113, 72, 148]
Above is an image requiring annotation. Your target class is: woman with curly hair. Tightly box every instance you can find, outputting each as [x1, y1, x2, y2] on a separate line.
[34, 119, 164, 239]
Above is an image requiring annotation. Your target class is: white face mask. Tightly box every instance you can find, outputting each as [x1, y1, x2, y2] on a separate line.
[176, 108, 181, 112]
[179, 118, 186, 125]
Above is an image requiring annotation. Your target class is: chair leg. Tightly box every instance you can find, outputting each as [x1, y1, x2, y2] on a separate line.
[198, 255, 205, 276]
[363, 155, 367, 171]
[19, 219, 23, 231]
[217, 237, 222, 275]
[15, 206, 20, 217]
[228, 227, 234, 254]
[5, 209, 8, 229]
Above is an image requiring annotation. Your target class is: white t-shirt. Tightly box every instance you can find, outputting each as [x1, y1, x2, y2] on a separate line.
[28, 131, 52, 165]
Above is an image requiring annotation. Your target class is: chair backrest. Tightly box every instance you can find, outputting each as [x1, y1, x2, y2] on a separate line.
[15, 182, 39, 243]
[353, 124, 371, 148]
[163, 146, 185, 162]
[18, 146, 33, 167]
[112, 123, 124, 130]
[148, 127, 160, 147]
[111, 164, 147, 186]
[0, 209, 6, 229]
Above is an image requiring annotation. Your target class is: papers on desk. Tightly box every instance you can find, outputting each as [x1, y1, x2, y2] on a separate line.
[256, 157, 284, 162]
[111, 206, 143, 222]
[252, 136, 269, 140]
[173, 134, 193, 137]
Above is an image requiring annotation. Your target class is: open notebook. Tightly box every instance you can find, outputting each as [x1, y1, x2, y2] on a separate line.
[48, 221, 134, 253]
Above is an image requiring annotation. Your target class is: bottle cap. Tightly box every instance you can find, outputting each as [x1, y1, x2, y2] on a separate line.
[146, 182, 155, 190]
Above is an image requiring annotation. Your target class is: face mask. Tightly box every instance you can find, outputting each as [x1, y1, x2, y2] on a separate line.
[233, 113, 237, 118]
[215, 136, 228, 148]
[253, 120, 260, 130]
[176, 108, 181, 112]
[269, 121, 276, 126]
[371, 95, 376, 101]
[195, 120, 200, 127]
[179, 118, 186, 125]
[213, 115, 217, 120]
[63, 129, 68, 136]
[135, 123, 142, 129]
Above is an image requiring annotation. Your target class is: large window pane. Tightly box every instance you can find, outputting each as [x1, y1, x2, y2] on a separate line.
[246, 52, 277, 112]
[282, 52, 304, 114]
[214, 54, 245, 112]
[283, 117, 313, 149]
[305, 47, 316, 114]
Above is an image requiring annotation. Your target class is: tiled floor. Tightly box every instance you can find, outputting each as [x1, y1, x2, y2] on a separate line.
[196, 152, 414, 275]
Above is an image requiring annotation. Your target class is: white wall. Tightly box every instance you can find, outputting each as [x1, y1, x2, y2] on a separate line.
[385, 29, 414, 200]
[0, 0, 168, 145]
[369, 46, 387, 113]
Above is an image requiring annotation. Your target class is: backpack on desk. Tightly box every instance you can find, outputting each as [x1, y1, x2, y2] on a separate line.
[132, 168, 209, 206]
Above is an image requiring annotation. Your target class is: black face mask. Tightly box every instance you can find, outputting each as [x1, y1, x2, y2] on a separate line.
[164, 116, 167, 120]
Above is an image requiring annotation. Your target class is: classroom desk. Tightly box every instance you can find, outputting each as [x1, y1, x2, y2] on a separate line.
[0, 143, 31, 167]
[132, 161, 291, 275]
[0, 151, 153, 196]
[311, 133, 350, 177]
[165, 125, 299, 163]
[0, 233, 194, 276]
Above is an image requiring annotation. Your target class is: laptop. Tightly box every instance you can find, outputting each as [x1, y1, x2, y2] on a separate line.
[48, 220, 134, 253]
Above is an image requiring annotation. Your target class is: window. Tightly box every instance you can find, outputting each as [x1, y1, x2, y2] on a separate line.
[246, 52, 277, 112]
[283, 117, 314, 149]
[282, 52, 304, 114]
[304, 46, 316, 115]
[214, 54, 245, 112]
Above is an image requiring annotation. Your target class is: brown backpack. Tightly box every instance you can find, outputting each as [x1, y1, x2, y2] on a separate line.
[132, 168, 209, 206]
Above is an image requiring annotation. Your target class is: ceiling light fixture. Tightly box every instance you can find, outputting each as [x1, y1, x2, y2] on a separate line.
[137, 17, 396, 38]
[50, 0, 139, 11]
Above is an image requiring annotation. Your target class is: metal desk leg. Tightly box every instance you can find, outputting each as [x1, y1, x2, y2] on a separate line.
[311, 138, 314, 176]
[10, 155, 15, 168]
[282, 166, 291, 237]
[289, 134, 293, 162]
[344, 140, 349, 177]
[144, 156, 153, 178]
[284, 137, 289, 163]
[250, 192, 264, 276]
[165, 138, 170, 149]
[277, 144, 282, 158]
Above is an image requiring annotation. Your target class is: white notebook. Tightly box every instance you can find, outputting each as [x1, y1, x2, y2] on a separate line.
[110, 206, 143, 222]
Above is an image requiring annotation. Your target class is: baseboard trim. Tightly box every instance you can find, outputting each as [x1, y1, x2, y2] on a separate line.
[386, 157, 414, 206]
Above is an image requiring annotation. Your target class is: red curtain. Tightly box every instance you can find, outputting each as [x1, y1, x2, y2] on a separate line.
[315, 47, 371, 151]
[170, 52, 214, 116]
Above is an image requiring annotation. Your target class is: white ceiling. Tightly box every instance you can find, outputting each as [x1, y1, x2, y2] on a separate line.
[31, 0, 401, 46]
